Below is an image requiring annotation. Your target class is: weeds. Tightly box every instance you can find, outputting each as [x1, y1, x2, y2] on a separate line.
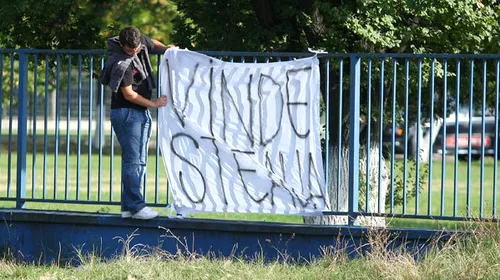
[1, 224, 500, 279]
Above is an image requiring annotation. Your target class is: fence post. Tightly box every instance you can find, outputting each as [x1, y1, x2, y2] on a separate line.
[16, 51, 28, 209]
[348, 55, 361, 225]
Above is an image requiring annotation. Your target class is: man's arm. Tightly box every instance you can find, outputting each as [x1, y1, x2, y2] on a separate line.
[151, 39, 177, 51]
[121, 85, 167, 108]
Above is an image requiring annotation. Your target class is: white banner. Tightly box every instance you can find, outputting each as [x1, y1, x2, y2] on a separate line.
[158, 49, 328, 215]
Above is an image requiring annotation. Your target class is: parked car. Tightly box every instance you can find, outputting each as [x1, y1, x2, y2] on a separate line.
[433, 106, 496, 161]
[383, 106, 498, 161]
[382, 123, 417, 156]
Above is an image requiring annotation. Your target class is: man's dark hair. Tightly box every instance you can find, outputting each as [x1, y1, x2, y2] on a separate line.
[119, 26, 141, 48]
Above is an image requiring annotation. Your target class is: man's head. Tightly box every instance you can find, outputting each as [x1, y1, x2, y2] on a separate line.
[119, 26, 142, 56]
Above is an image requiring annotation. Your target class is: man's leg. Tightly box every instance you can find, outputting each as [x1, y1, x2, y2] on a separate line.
[111, 108, 147, 214]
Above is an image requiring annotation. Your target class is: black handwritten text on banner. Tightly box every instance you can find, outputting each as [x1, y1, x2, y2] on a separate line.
[158, 49, 328, 215]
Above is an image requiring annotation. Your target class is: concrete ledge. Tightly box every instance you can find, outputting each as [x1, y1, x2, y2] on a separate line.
[0, 209, 460, 264]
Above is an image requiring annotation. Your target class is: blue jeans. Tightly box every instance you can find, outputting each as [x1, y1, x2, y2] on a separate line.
[110, 108, 152, 214]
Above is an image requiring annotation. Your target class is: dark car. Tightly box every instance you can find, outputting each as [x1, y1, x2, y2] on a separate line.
[383, 106, 497, 161]
[382, 122, 420, 158]
[434, 113, 496, 161]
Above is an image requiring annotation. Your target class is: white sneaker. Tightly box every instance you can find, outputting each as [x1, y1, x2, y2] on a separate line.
[132, 207, 158, 220]
[121, 211, 132, 218]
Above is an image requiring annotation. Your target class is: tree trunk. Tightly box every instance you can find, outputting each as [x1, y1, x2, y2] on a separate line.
[304, 141, 389, 227]
[357, 141, 389, 227]
[419, 117, 443, 163]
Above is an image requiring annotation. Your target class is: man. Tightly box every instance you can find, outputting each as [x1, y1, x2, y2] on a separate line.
[100, 26, 172, 219]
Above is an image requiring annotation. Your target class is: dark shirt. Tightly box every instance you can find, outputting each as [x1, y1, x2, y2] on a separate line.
[111, 35, 155, 110]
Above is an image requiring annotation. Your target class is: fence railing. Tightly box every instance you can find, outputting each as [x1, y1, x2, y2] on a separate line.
[1, 49, 500, 223]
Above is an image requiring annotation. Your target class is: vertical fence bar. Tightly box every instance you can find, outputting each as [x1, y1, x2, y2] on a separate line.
[16, 51, 28, 208]
[467, 60, 474, 217]
[440, 59, 448, 216]
[77, 55, 82, 200]
[348, 55, 361, 225]
[0, 55, 3, 182]
[324, 57, 330, 196]
[454, 59, 461, 217]
[8, 54, 14, 196]
[403, 59, 409, 215]
[155, 54, 161, 204]
[109, 55, 115, 202]
[494, 60, 499, 219]
[43, 54, 49, 199]
[65, 55, 72, 200]
[88, 55, 94, 201]
[416, 59, 422, 215]
[54, 54, 61, 199]
[390, 58, 397, 213]
[110, 110, 115, 202]
[337, 59, 343, 209]
[365, 59, 372, 212]
[98, 57, 104, 201]
[32, 54, 38, 199]
[480, 59, 486, 218]
[378, 58, 385, 213]
[428, 59, 435, 215]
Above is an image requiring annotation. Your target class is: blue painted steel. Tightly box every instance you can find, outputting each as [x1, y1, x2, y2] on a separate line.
[428, 59, 435, 215]
[390, 59, 397, 213]
[98, 57, 104, 201]
[480, 60, 487, 218]
[0, 55, 3, 178]
[54, 54, 61, 199]
[378, 59, 385, 213]
[467, 60, 474, 217]
[110, 116, 115, 202]
[16, 52, 28, 209]
[495, 61, 500, 218]
[454, 60, 461, 217]
[403, 59, 409, 215]
[32, 54, 38, 199]
[65, 55, 72, 200]
[440, 60, 448, 216]
[365, 59, 372, 213]
[8, 55, 14, 196]
[88, 55, 94, 201]
[155, 54, 161, 204]
[77, 55, 82, 200]
[3, 49, 500, 222]
[337, 59, 343, 209]
[416, 59, 422, 215]
[324, 58, 330, 196]
[348, 55, 361, 224]
[0, 210, 457, 264]
[43, 55, 49, 199]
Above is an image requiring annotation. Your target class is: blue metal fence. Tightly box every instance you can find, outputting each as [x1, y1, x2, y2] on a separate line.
[1, 49, 500, 223]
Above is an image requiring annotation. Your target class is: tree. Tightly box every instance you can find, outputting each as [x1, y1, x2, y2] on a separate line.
[0, 0, 105, 49]
[0, 0, 177, 112]
[0, 0, 177, 49]
[172, 0, 500, 225]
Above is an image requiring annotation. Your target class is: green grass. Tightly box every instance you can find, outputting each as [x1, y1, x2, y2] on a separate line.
[2, 222, 500, 279]
[1, 151, 500, 227]
[389, 157, 500, 229]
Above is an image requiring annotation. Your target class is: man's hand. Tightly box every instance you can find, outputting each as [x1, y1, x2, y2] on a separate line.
[152, 95, 167, 108]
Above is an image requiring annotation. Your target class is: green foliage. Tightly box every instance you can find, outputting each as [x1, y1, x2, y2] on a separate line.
[0, 0, 178, 106]
[172, 0, 500, 123]
[172, 0, 500, 53]
[390, 159, 429, 208]
[100, 0, 177, 44]
[358, 158, 428, 211]
[0, 0, 177, 49]
[0, 0, 105, 49]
